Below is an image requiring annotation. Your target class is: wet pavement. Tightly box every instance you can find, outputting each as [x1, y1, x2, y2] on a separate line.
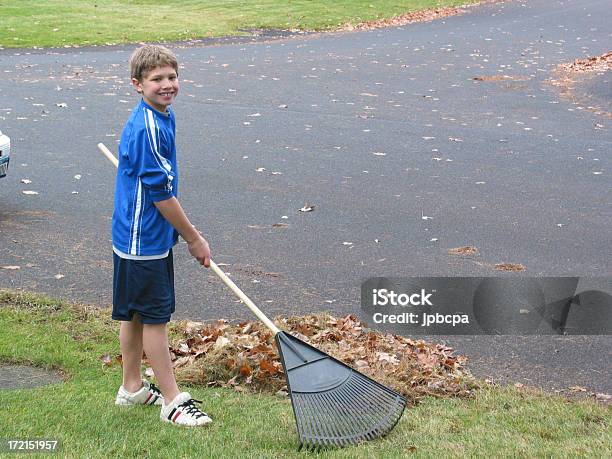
[0, 364, 64, 390]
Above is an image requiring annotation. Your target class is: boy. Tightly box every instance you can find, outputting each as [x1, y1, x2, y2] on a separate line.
[112, 44, 212, 427]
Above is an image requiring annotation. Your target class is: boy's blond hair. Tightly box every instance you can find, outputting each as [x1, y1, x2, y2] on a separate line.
[129, 44, 179, 81]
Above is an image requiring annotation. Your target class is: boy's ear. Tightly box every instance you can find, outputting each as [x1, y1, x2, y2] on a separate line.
[131, 77, 143, 94]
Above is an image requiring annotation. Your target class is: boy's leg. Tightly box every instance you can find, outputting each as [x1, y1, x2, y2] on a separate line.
[142, 323, 180, 403]
[119, 314, 144, 393]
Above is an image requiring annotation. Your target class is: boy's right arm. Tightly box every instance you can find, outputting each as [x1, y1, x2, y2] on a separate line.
[125, 127, 210, 267]
[154, 196, 211, 267]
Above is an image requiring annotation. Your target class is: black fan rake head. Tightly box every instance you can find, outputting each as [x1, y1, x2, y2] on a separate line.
[275, 332, 406, 451]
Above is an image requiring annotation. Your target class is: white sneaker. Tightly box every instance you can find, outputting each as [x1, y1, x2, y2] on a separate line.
[115, 379, 164, 406]
[160, 392, 212, 426]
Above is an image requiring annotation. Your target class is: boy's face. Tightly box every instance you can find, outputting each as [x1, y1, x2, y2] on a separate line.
[132, 65, 179, 113]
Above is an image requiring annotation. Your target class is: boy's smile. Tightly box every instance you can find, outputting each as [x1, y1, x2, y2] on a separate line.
[132, 65, 179, 113]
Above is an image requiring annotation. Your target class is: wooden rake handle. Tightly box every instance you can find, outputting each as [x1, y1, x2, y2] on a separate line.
[96, 142, 281, 335]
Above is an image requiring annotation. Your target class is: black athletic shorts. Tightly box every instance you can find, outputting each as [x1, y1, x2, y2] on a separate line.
[112, 249, 175, 324]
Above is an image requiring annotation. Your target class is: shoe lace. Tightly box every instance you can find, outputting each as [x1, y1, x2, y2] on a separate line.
[149, 383, 162, 396]
[178, 398, 207, 419]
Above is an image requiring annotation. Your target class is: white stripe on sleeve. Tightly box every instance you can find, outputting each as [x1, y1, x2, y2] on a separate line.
[145, 109, 172, 172]
[130, 178, 143, 255]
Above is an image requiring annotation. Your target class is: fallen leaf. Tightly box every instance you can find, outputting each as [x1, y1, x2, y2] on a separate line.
[239, 362, 252, 377]
[214, 336, 230, 350]
[259, 359, 279, 375]
[173, 356, 191, 368]
[494, 263, 525, 272]
[299, 203, 315, 212]
[377, 352, 399, 364]
[448, 246, 478, 255]
[569, 385, 588, 392]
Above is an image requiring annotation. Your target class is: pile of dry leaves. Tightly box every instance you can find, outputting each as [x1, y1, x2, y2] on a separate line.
[164, 314, 477, 405]
[339, 7, 465, 31]
[337, 1, 504, 32]
[548, 51, 612, 117]
[547, 52, 612, 105]
[559, 52, 612, 74]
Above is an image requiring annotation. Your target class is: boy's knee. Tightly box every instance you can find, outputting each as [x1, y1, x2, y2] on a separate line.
[142, 321, 168, 330]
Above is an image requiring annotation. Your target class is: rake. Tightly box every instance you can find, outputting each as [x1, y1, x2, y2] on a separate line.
[97, 143, 406, 450]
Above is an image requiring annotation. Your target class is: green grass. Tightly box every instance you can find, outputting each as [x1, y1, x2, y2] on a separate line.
[1, 290, 610, 458]
[0, 0, 476, 48]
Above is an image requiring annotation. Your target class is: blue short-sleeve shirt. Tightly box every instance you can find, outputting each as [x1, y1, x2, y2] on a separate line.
[112, 99, 179, 257]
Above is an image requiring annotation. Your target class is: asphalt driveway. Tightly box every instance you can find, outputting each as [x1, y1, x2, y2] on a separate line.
[1, 0, 610, 394]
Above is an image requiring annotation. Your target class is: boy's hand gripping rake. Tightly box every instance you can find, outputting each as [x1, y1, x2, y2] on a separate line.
[98, 143, 406, 449]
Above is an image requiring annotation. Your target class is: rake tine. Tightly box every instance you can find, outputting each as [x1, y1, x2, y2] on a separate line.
[358, 394, 392, 436]
[295, 396, 313, 444]
[304, 394, 320, 444]
[334, 380, 372, 442]
[321, 391, 345, 445]
[355, 376, 400, 426]
[296, 399, 311, 446]
[346, 379, 401, 440]
[354, 386, 383, 438]
[307, 395, 325, 446]
[310, 395, 329, 447]
[313, 387, 361, 448]
[327, 383, 357, 442]
[346, 380, 382, 440]
[329, 393, 352, 447]
[319, 391, 345, 443]
[317, 394, 335, 447]
[312, 395, 328, 448]
[292, 394, 306, 442]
